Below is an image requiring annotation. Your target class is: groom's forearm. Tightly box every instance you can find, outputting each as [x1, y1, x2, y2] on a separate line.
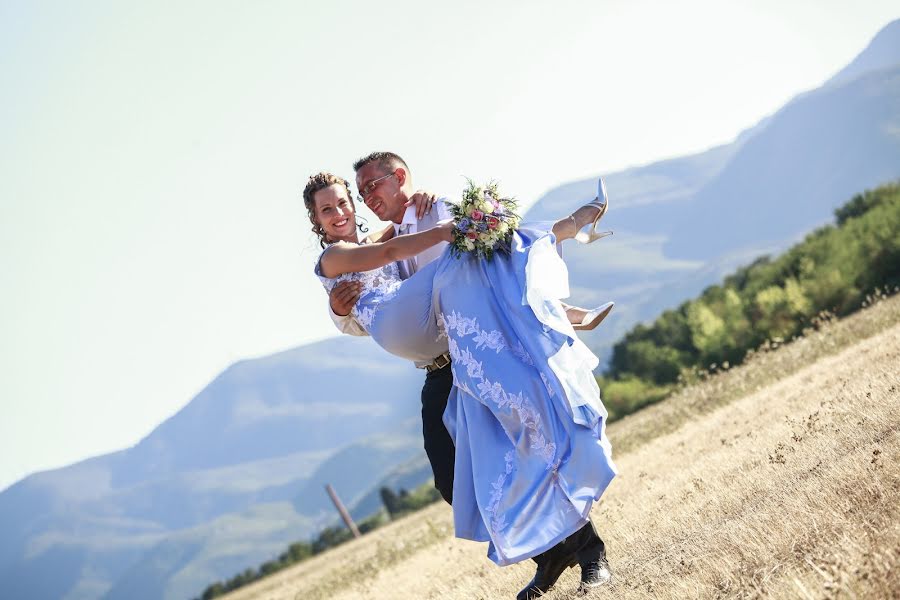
[329, 305, 368, 336]
[327, 280, 367, 336]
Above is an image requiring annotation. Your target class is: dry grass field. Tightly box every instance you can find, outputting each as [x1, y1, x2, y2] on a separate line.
[223, 295, 900, 600]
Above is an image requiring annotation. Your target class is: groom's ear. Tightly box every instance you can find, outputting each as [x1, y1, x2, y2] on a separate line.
[394, 167, 407, 187]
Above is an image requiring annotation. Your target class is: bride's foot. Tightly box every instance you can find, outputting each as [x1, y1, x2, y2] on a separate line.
[572, 178, 612, 244]
[564, 301, 615, 331]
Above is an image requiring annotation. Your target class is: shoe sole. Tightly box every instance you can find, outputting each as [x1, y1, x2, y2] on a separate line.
[573, 303, 614, 331]
[580, 575, 612, 588]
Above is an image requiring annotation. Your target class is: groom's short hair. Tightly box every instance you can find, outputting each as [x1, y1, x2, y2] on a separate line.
[353, 151, 410, 175]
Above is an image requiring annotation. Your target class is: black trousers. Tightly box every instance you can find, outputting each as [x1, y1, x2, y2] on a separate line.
[534, 520, 605, 565]
[421, 362, 456, 504]
[420, 361, 604, 562]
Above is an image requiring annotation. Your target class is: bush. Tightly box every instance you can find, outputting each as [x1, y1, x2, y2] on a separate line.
[312, 525, 353, 554]
[358, 511, 388, 534]
[598, 375, 672, 421]
[381, 482, 442, 518]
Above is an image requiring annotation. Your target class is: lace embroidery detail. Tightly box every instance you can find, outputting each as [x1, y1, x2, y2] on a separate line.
[511, 340, 535, 366]
[473, 328, 507, 353]
[540, 372, 556, 398]
[445, 318, 556, 468]
[443, 311, 479, 337]
[444, 310, 535, 366]
[495, 387, 556, 466]
[436, 313, 448, 342]
[485, 450, 515, 536]
[357, 306, 376, 331]
[315, 247, 403, 334]
[443, 310, 558, 539]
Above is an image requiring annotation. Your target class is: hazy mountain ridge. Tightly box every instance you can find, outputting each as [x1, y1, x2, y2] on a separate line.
[347, 454, 435, 521]
[99, 427, 426, 600]
[2, 18, 900, 600]
[0, 336, 426, 600]
[828, 18, 900, 86]
[665, 64, 900, 258]
[534, 21, 900, 365]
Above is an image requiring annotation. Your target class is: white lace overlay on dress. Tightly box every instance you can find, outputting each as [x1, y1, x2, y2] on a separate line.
[317, 247, 402, 333]
[486, 450, 516, 536]
[442, 309, 557, 539]
[441, 311, 535, 365]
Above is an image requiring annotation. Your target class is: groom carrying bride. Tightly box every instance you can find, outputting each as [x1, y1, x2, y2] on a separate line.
[322, 151, 612, 598]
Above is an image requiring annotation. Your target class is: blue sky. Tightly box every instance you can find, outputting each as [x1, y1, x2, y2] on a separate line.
[2, 0, 898, 491]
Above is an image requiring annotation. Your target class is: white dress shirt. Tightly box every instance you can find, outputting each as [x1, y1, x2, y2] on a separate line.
[328, 197, 454, 337]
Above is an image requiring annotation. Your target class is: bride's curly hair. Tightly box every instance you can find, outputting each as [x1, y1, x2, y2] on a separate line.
[303, 172, 368, 248]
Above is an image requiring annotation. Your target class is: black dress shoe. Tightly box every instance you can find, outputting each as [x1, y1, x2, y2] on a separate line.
[516, 552, 578, 600]
[577, 543, 612, 591]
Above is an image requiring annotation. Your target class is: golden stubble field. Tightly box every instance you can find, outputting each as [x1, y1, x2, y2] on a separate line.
[224, 296, 900, 600]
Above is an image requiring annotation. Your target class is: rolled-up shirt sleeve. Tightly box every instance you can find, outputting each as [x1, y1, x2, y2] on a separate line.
[329, 303, 368, 336]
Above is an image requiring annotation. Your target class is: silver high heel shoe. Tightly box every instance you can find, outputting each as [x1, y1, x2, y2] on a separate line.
[572, 301, 615, 331]
[574, 177, 613, 244]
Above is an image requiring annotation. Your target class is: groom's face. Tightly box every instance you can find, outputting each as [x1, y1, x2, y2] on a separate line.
[356, 162, 404, 223]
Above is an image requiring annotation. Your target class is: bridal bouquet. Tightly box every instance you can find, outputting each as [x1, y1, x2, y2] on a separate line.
[449, 180, 521, 260]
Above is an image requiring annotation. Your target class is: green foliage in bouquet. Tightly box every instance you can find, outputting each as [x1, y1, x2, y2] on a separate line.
[449, 180, 521, 260]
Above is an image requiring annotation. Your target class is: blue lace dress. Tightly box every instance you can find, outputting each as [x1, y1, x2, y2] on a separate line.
[316, 226, 617, 566]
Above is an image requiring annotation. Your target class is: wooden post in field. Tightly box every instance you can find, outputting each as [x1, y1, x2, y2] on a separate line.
[325, 483, 361, 538]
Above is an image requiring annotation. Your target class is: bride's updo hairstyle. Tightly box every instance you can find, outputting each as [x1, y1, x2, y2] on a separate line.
[303, 172, 367, 247]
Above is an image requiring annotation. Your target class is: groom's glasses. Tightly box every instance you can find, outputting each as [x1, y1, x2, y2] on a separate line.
[357, 172, 395, 202]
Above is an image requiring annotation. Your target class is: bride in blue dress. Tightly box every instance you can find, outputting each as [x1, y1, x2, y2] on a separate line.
[307, 172, 617, 568]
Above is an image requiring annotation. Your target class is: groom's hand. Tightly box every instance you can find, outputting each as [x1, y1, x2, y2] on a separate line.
[330, 280, 362, 316]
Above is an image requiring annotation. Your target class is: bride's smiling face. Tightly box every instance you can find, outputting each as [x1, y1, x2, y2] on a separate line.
[313, 184, 358, 241]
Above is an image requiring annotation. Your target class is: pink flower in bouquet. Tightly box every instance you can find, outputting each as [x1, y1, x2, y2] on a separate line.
[471, 210, 484, 221]
[466, 231, 478, 240]
[486, 216, 499, 229]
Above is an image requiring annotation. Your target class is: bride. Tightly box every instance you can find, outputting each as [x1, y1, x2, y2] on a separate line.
[305, 172, 617, 574]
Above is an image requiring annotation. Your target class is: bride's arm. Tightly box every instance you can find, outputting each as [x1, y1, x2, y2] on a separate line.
[320, 222, 454, 278]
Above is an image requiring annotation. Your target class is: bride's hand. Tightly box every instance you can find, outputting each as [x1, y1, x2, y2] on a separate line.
[437, 219, 456, 242]
[405, 191, 438, 220]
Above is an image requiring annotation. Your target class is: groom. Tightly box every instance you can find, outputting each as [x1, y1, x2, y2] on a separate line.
[327, 151, 610, 598]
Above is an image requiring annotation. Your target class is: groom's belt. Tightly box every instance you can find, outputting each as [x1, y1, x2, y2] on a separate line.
[421, 351, 451, 373]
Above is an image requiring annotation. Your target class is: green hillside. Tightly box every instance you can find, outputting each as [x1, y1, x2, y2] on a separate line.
[599, 181, 900, 418]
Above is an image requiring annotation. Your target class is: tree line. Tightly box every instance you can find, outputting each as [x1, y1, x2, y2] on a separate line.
[598, 181, 900, 419]
[194, 482, 441, 600]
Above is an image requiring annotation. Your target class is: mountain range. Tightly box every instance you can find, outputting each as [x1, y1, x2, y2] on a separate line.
[528, 19, 900, 362]
[2, 18, 899, 600]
